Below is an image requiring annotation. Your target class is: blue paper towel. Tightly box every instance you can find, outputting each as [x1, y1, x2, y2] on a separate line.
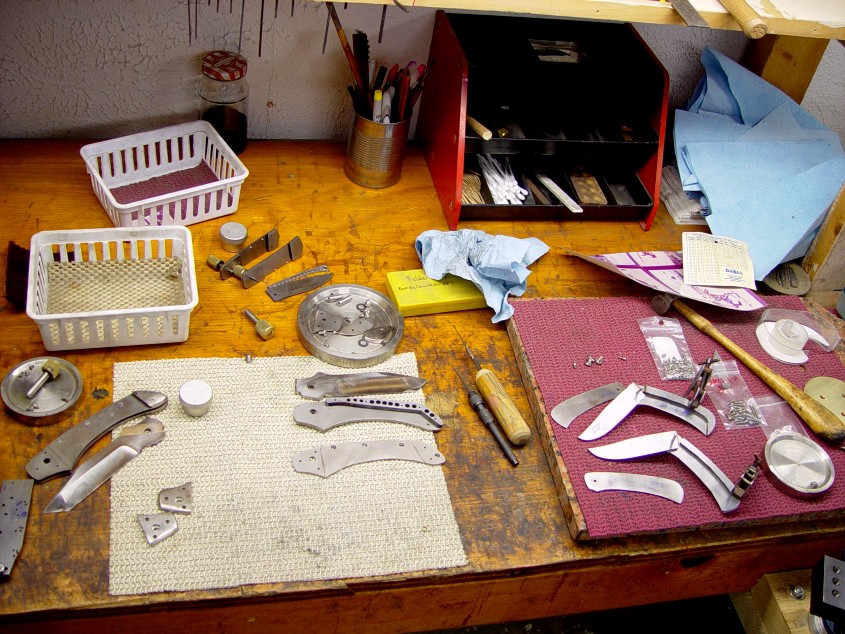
[415, 229, 549, 323]
[674, 47, 845, 280]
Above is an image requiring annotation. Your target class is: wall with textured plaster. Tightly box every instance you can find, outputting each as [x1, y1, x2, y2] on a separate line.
[0, 2, 843, 143]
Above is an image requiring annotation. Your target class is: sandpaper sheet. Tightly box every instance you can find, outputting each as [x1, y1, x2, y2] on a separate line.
[509, 295, 845, 540]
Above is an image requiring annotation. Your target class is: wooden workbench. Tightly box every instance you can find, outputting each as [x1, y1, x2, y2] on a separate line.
[1, 140, 844, 633]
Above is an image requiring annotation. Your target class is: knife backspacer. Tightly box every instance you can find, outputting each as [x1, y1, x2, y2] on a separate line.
[232, 235, 304, 289]
[206, 228, 280, 279]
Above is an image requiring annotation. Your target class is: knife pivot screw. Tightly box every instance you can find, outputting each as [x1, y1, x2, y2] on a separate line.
[595, 355, 603, 365]
[585, 356, 594, 367]
[244, 309, 275, 340]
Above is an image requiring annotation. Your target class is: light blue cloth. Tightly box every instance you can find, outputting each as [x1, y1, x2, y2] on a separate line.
[415, 229, 549, 322]
[674, 47, 845, 280]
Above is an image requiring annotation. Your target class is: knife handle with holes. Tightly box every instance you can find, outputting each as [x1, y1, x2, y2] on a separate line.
[474, 369, 531, 446]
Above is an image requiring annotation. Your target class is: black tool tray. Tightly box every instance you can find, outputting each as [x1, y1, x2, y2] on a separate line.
[418, 11, 669, 229]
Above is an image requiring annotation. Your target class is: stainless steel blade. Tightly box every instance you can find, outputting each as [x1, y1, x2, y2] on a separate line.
[291, 439, 445, 477]
[26, 390, 168, 482]
[578, 383, 643, 440]
[584, 471, 684, 503]
[551, 382, 625, 428]
[669, 0, 709, 27]
[266, 271, 333, 301]
[589, 431, 741, 512]
[588, 430, 680, 460]
[44, 418, 165, 513]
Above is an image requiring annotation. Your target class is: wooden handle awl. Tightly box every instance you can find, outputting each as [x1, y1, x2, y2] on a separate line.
[718, 0, 767, 39]
[475, 369, 532, 445]
[673, 299, 845, 445]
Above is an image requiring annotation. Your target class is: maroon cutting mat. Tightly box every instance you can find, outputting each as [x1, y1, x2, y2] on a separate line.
[110, 162, 230, 223]
[510, 296, 845, 540]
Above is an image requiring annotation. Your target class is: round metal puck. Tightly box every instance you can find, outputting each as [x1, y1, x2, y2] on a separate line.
[297, 284, 404, 368]
[1, 356, 83, 426]
[220, 221, 248, 252]
[763, 431, 834, 496]
[179, 379, 213, 417]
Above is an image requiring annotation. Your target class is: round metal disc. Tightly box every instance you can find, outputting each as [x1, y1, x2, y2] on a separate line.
[297, 284, 404, 368]
[1, 356, 83, 426]
[804, 376, 845, 426]
[763, 431, 834, 496]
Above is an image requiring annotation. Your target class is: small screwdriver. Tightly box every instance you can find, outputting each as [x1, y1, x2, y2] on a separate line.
[454, 368, 518, 466]
[464, 345, 532, 446]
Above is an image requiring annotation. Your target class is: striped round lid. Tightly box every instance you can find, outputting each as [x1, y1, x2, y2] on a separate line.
[201, 50, 248, 81]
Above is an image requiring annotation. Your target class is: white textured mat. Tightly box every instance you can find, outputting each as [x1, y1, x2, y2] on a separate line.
[109, 353, 467, 595]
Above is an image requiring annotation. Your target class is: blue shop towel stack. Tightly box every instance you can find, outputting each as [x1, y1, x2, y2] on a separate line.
[674, 47, 845, 280]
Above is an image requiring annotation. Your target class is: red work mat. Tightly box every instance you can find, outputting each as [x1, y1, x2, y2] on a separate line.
[509, 295, 845, 540]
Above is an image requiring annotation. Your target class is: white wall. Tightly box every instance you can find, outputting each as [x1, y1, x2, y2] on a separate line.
[1, 1, 842, 142]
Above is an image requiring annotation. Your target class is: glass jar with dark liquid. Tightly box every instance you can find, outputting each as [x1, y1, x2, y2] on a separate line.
[199, 50, 249, 154]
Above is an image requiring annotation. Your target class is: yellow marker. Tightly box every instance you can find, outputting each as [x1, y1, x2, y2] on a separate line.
[373, 89, 383, 122]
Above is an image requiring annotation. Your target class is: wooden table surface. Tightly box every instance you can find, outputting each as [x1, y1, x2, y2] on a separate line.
[1, 140, 843, 633]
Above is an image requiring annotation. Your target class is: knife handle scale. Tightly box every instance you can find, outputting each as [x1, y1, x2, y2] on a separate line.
[474, 369, 531, 446]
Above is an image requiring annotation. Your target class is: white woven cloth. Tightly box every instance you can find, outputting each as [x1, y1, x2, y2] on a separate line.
[109, 352, 467, 595]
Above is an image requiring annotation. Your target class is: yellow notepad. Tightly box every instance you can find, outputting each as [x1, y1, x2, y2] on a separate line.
[385, 269, 487, 317]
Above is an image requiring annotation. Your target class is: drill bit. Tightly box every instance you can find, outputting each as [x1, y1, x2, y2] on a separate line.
[454, 369, 518, 466]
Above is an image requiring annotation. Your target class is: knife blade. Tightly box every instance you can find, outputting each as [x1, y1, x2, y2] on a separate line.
[266, 270, 333, 302]
[551, 382, 625, 428]
[588, 431, 741, 512]
[44, 418, 165, 513]
[578, 383, 644, 440]
[584, 471, 684, 503]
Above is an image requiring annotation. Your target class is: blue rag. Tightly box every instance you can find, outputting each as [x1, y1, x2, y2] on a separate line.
[674, 47, 845, 280]
[415, 229, 549, 322]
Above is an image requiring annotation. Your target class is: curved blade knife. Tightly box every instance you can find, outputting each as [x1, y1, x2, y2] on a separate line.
[578, 383, 715, 441]
[588, 431, 740, 512]
[552, 382, 626, 428]
[26, 390, 168, 482]
[44, 418, 165, 513]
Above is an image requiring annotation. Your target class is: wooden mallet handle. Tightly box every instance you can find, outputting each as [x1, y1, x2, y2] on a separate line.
[658, 296, 845, 445]
[719, 0, 768, 39]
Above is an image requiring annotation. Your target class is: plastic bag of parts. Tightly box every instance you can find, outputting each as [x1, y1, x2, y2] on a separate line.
[705, 360, 766, 430]
[755, 394, 806, 439]
[637, 316, 695, 380]
[757, 309, 840, 353]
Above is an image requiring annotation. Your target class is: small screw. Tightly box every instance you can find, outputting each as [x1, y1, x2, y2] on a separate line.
[595, 355, 604, 365]
[244, 309, 275, 340]
[790, 585, 805, 600]
[244, 353, 254, 363]
[585, 356, 594, 367]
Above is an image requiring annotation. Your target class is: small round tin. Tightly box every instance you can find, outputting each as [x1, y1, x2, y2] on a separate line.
[219, 222, 248, 252]
[1, 356, 83, 426]
[179, 379, 213, 417]
[763, 431, 834, 496]
[297, 284, 404, 368]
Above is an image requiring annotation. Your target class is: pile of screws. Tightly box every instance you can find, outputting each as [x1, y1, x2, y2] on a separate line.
[726, 399, 764, 427]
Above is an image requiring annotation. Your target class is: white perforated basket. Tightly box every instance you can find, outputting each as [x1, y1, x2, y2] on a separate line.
[80, 121, 249, 227]
[26, 226, 199, 351]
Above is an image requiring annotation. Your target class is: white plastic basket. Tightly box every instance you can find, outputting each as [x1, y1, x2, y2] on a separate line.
[79, 121, 249, 228]
[26, 226, 199, 351]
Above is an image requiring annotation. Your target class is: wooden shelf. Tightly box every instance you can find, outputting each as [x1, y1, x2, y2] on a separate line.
[312, 0, 845, 40]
